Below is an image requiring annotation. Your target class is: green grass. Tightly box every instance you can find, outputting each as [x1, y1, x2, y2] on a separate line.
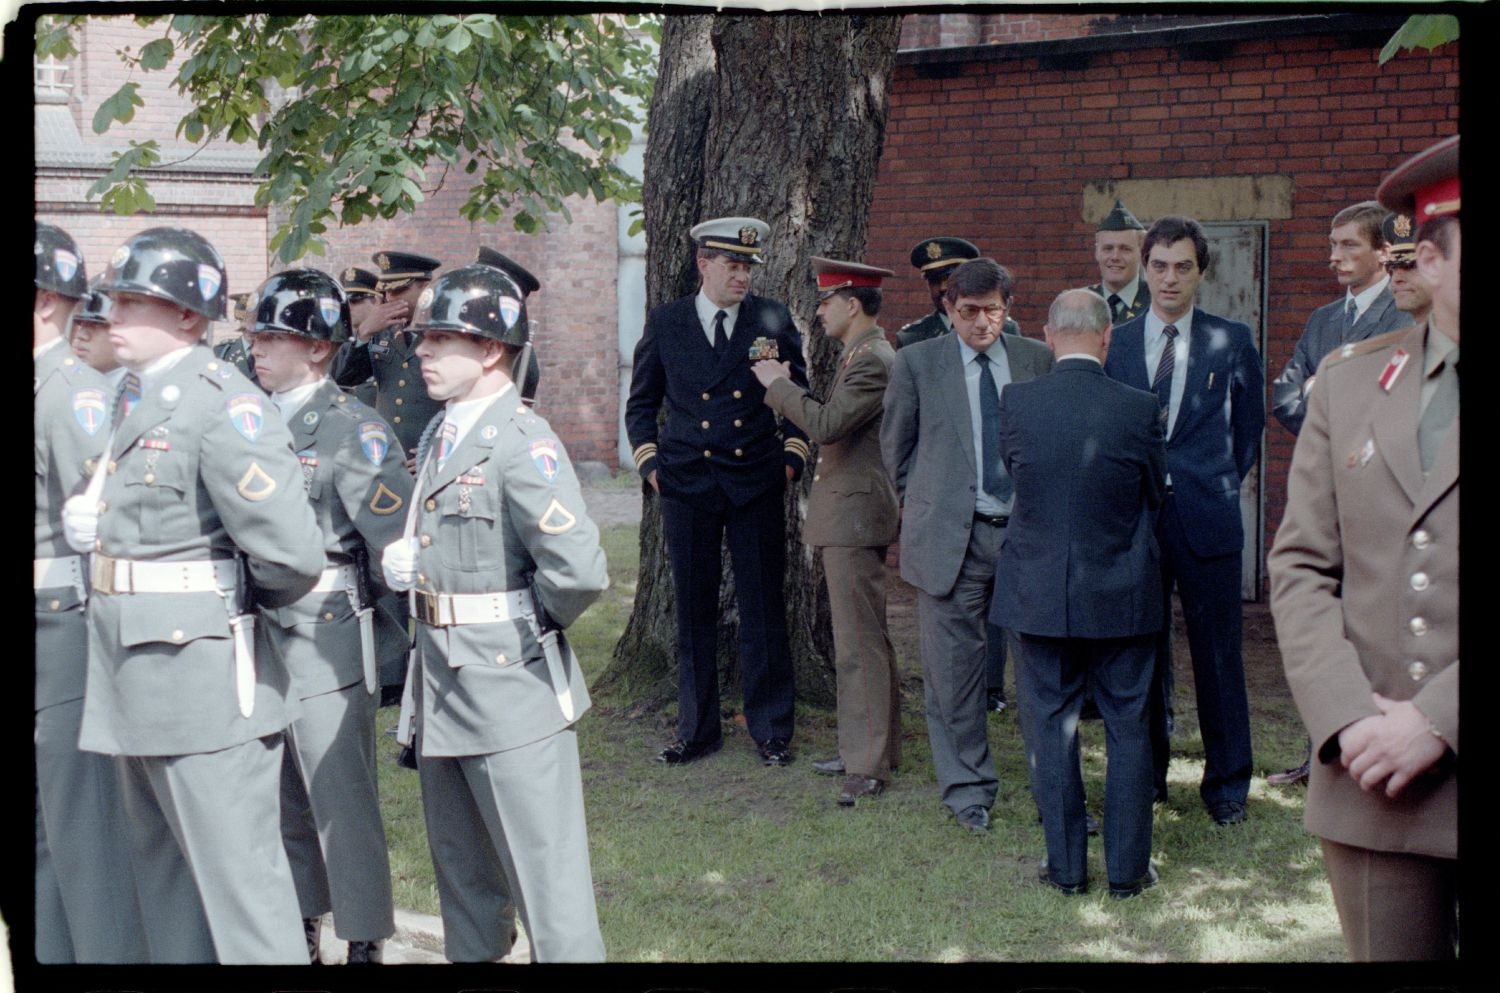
[375, 522, 1343, 961]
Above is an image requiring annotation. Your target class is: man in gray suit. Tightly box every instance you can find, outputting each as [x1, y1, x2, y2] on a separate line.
[382, 263, 608, 962]
[881, 258, 1053, 832]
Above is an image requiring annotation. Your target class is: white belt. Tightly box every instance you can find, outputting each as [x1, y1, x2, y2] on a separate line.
[309, 563, 357, 593]
[91, 554, 236, 596]
[34, 555, 83, 590]
[414, 588, 534, 627]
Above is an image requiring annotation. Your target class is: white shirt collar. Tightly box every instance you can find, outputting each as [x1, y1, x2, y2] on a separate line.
[1346, 274, 1390, 318]
[33, 336, 66, 361]
[695, 291, 742, 333]
[135, 346, 194, 389]
[271, 378, 325, 419]
[1056, 352, 1102, 365]
[443, 381, 515, 447]
[1102, 272, 1142, 306]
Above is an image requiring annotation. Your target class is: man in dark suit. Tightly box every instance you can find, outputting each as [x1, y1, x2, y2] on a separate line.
[991, 289, 1165, 897]
[1088, 199, 1152, 324]
[881, 258, 1053, 832]
[1103, 215, 1265, 826]
[626, 216, 811, 767]
[1266, 201, 1413, 787]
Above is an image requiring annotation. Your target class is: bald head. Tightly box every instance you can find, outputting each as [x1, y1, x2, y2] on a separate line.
[1043, 288, 1113, 361]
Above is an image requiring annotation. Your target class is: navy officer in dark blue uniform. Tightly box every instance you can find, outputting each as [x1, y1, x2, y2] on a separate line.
[626, 216, 811, 766]
[331, 251, 443, 464]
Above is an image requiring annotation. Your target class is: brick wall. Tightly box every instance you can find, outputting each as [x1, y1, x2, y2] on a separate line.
[868, 29, 1458, 577]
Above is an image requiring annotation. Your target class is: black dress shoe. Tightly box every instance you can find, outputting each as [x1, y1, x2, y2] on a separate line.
[346, 939, 384, 964]
[656, 738, 723, 764]
[955, 804, 990, 833]
[1209, 799, 1247, 826]
[837, 775, 884, 806]
[1266, 759, 1310, 786]
[1108, 862, 1159, 899]
[986, 689, 1008, 713]
[757, 737, 793, 766]
[812, 756, 845, 776]
[1037, 858, 1088, 895]
[303, 916, 323, 965]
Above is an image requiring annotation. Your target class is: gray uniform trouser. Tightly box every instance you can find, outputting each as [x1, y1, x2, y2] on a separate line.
[35, 697, 148, 963]
[916, 518, 1005, 814]
[281, 680, 395, 941]
[118, 736, 307, 963]
[419, 728, 605, 963]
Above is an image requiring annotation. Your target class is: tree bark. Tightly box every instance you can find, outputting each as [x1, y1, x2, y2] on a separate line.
[602, 14, 903, 717]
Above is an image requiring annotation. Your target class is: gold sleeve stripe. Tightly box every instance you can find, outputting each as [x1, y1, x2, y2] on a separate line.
[632, 443, 658, 470]
[784, 439, 811, 460]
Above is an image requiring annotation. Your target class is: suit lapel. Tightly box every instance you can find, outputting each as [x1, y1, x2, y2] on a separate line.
[1171, 309, 1215, 443]
[709, 296, 757, 386]
[942, 336, 977, 474]
[288, 380, 338, 451]
[1108, 318, 1149, 391]
[428, 396, 507, 494]
[1371, 326, 1426, 507]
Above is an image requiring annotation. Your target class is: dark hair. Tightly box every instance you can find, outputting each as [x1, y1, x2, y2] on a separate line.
[1417, 215, 1458, 258]
[1143, 215, 1210, 273]
[835, 286, 882, 317]
[1331, 200, 1388, 249]
[944, 257, 1014, 305]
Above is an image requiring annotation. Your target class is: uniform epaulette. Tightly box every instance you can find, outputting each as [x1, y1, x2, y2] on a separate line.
[1323, 326, 1413, 369]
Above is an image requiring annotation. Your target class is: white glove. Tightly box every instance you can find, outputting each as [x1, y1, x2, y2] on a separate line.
[62, 494, 100, 553]
[381, 536, 420, 592]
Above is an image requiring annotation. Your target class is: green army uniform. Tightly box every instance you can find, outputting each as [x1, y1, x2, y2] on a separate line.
[213, 334, 261, 388]
[331, 331, 439, 456]
[408, 388, 608, 963]
[80, 346, 326, 963]
[265, 379, 411, 949]
[33, 337, 148, 962]
[1086, 280, 1151, 324]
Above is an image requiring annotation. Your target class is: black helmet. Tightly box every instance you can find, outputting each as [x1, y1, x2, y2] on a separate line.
[250, 268, 351, 343]
[71, 276, 111, 326]
[36, 222, 89, 299]
[100, 227, 228, 321]
[411, 264, 529, 347]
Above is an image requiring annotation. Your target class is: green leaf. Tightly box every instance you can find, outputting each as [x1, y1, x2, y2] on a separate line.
[92, 83, 143, 133]
[139, 37, 174, 69]
[1379, 14, 1459, 64]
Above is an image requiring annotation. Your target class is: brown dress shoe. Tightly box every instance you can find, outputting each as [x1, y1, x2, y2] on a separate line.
[837, 775, 884, 806]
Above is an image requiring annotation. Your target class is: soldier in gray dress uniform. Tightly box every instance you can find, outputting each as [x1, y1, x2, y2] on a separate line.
[246, 268, 412, 965]
[382, 264, 608, 962]
[34, 223, 148, 963]
[61, 227, 326, 963]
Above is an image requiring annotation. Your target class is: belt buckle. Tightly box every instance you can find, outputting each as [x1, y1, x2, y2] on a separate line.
[415, 592, 440, 627]
[92, 555, 118, 596]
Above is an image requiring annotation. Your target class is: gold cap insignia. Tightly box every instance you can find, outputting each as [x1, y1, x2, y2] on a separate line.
[343, 267, 357, 281]
[376, 253, 391, 269]
[739, 226, 759, 247]
[1394, 213, 1413, 238]
[926, 241, 942, 260]
[236, 462, 278, 502]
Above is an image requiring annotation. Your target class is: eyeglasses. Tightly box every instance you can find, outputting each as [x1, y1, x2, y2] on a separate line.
[954, 304, 1007, 322]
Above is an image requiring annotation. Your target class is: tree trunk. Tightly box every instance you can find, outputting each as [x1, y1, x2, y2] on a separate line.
[601, 14, 903, 717]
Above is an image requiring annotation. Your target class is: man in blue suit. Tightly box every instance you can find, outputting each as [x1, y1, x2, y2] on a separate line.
[992, 289, 1164, 896]
[626, 216, 811, 767]
[1103, 215, 1265, 826]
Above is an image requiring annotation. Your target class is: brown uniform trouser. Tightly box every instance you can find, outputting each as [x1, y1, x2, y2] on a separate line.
[1321, 837, 1457, 961]
[821, 545, 901, 780]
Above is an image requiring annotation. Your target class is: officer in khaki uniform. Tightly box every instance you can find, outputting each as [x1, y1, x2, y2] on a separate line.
[755, 257, 901, 806]
[382, 264, 608, 962]
[1269, 134, 1459, 960]
[34, 223, 148, 963]
[62, 227, 326, 964]
[246, 268, 411, 965]
[331, 251, 444, 461]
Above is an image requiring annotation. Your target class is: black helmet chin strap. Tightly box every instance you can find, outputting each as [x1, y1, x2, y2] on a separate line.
[512, 340, 537, 407]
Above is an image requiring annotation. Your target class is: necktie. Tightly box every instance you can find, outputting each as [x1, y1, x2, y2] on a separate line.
[1107, 293, 1123, 323]
[115, 372, 142, 426]
[1152, 324, 1178, 428]
[1418, 347, 1458, 473]
[712, 310, 728, 357]
[1343, 298, 1358, 341]
[436, 421, 458, 469]
[975, 352, 1010, 502]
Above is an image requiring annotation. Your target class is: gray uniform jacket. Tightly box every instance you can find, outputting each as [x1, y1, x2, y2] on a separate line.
[261, 380, 413, 697]
[331, 330, 443, 456]
[80, 346, 325, 756]
[35, 342, 110, 709]
[411, 394, 608, 758]
[1271, 288, 1410, 436]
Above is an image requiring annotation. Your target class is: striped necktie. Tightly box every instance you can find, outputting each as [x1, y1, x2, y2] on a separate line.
[1152, 324, 1178, 427]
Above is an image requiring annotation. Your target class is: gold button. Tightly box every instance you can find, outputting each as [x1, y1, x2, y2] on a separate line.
[337, 395, 347, 403]
[395, 398, 404, 406]
[98, 501, 107, 513]
[734, 448, 744, 457]
[94, 539, 103, 551]
[420, 535, 432, 547]
[1409, 617, 1428, 636]
[495, 654, 507, 665]
[702, 392, 711, 401]
[1408, 660, 1428, 681]
[1410, 572, 1430, 591]
[107, 461, 117, 474]
[425, 499, 437, 511]
[403, 362, 410, 369]
[49, 599, 61, 611]
[733, 390, 743, 399]
[143, 472, 156, 485]
[171, 629, 185, 642]
[734, 419, 743, 427]
[394, 416, 402, 423]
[417, 573, 426, 584]
[206, 361, 219, 371]
[398, 379, 406, 387]
[701, 420, 711, 429]
[1412, 529, 1432, 549]
[323, 611, 335, 621]
[703, 449, 712, 458]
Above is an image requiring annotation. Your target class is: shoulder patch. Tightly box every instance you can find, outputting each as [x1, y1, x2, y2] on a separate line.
[72, 387, 108, 436]
[538, 498, 577, 535]
[236, 462, 277, 501]
[368, 482, 403, 515]
[529, 438, 561, 483]
[226, 393, 265, 441]
[358, 420, 390, 466]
